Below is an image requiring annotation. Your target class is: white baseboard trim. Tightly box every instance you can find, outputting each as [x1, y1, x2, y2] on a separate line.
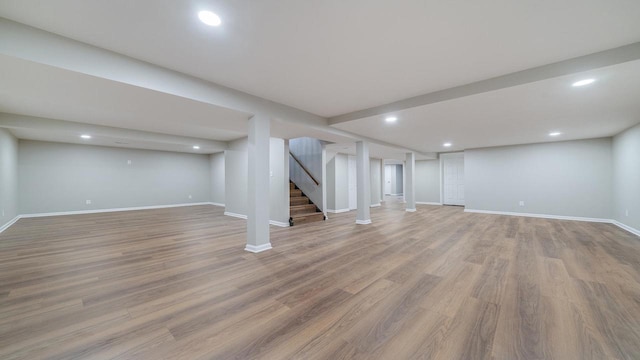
[224, 212, 289, 227]
[356, 219, 372, 225]
[416, 202, 442, 206]
[224, 211, 248, 220]
[20, 202, 214, 219]
[269, 220, 290, 228]
[464, 209, 640, 238]
[209, 202, 225, 207]
[370, 203, 381, 208]
[0, 216, 21, 234]
[612, 221, 640, 237]
[326, 208, 350, 213]
[406, 208, 417, 212]
[463, 209, 611, 223]
[244, 243, 273, 253]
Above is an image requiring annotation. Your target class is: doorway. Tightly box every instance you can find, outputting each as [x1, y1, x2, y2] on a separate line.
[441, 153, 465, 206]
[384, 164, 403, 196]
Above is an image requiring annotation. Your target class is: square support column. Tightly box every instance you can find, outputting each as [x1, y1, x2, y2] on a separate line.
[405, 152, 416, 212]
[245, 114, 271, 253]
[321, 142, 328, 218]
[356, 141, 372, 224]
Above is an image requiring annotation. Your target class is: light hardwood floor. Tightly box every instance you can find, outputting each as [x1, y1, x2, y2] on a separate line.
[1, 199, 639, 359]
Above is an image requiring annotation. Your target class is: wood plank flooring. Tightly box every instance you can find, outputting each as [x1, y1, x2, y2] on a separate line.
[1, 199, 639, 359]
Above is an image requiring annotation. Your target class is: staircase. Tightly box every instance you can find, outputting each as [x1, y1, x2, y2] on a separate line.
[289, 181, 324, 225]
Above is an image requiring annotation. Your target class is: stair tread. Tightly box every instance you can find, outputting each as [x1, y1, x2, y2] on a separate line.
[290, 196, 310, 204]
[292, 212, 323, 218]
[290, 204, 316, 209]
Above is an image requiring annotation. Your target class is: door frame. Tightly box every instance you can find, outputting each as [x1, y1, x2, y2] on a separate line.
[440, 152, 465, 206]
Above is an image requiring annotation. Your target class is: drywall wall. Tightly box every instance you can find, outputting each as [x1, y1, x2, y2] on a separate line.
[18, 140, 211, 214]
[326, 152, 349, 211]
[289, 137, 323, 210]
[326, 152, 336, 210]
[465, 138, 612, 219]
[210, 152, 225, 205]
[289, 137, 323, 180]
[224, 137, 289, 223]
[0, 128, 18, 230]
[270, 138, 289, 224]
[370, 159, 382, 205]
[612, 123, 640, 232]
[416, 160, 440, 203]
[370, 159, 381, 205]
[224, 149, 248, 216]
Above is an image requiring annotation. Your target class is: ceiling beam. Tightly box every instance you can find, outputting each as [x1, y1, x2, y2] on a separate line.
[0, 18, 323, 127]
[0, 113, 228, 151]
[329, 42, 640, 125]
[0, 18, 436, 157]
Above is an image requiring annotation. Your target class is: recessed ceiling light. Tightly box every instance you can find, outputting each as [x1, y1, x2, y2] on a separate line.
[549, 132, 562, 137]
[80, 134, 91, 139]
[385, 116, 397, 123]
[198, 11, 221, 26]
[193, 145, 200, 150]
[572, 79, 595, 87]
[443, 142, 452, 147]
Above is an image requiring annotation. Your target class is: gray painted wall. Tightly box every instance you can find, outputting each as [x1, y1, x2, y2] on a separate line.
[19, 140, 211, 214]
[224, 149, 248, 216]
[223, 138, 289, 223]
[289, 137, 323, 210]
[370, 159, 382, 205]
[465, 138, 612, 219]
[326, 152, 349, 211]
[326, 153, 336, 210]
[396, 165, 404, 195]
[210, 152, 225, 205]
[415, 160, 440, 203]
[613, 123, 640, 231]
[270, 138, 289, 224]
[289, 137, 323, 181]
[0, 129, 18, 228]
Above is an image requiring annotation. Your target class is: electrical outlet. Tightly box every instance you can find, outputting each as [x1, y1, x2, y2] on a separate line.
[86, 200, 91, 205]
[519, 201, 525, 207]
[188, 195, 192, 199]
[626, 209, 629, 217]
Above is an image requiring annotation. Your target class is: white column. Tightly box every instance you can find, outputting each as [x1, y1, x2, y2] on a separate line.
[405, 152, 416, 212]
[356, 141, 372, 224]
[321, 142, 328, 218]
[245, 114, 271, 253]
[283, 139, 290, 223]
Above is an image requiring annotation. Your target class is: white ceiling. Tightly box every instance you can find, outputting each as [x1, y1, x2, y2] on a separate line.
[2, 0, 640, 117]
[334, 60, 640, 152]
[0, 1, 639, 158]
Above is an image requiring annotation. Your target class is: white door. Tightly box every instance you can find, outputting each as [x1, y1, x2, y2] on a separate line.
[348, 156, 357, 210]
[384, 165, 392, 195]
[443, 154, 465, 206]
